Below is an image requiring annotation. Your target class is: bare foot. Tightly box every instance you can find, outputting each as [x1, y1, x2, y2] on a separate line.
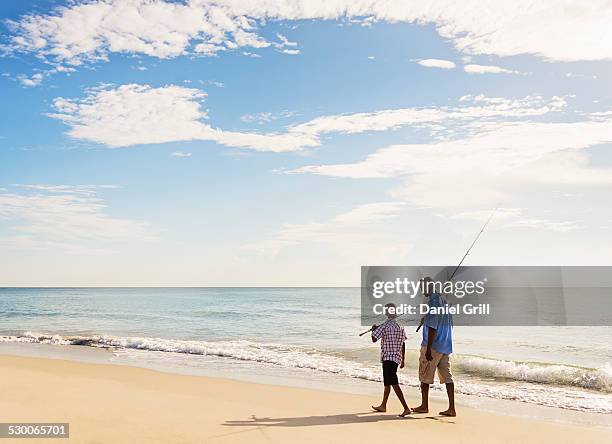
[371, 405, 386, 412]
[411, 405, 428, 413]
[439, 408, 456, 417]
[398, 408, 411, 417]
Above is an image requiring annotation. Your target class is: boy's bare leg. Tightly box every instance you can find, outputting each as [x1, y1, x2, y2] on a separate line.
[372, 386, 391, 412]
[439, 383, 456, 416]
[391, 384, 411, 417]
[412, 382, 429, 413]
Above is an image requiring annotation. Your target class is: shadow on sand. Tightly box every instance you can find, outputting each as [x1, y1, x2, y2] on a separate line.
[224, 412, 455, 428]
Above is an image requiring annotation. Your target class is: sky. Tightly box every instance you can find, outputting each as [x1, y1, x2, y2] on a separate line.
[0, 0, 611, 286]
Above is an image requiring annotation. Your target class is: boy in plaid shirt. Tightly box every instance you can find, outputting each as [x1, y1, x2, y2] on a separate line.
[371, 303, 411, 417]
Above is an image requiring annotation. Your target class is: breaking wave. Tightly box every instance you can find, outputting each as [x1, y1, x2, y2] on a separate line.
[2, 332, 611, 414]
[455, 356, 612, 392]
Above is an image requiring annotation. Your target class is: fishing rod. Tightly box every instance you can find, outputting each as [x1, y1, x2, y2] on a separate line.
[415, 206, 497, 332]
[359, 206, 498, 337]
[446, 206, 498, 285]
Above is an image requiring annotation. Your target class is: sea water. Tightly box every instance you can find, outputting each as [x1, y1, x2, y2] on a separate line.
[0, 287, 610, 421]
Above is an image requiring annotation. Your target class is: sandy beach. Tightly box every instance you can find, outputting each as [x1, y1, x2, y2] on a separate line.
[1, 354, 609, 444]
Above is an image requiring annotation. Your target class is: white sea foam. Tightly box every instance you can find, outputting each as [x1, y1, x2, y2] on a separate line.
[1, 332, 382, 382]
[455, 356, 612, 392]
[2, 332, 611, 414]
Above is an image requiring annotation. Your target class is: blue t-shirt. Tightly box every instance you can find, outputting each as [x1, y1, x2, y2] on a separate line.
[421, 293, 453, 355]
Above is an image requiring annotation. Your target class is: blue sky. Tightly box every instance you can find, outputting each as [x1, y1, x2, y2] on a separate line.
[1, 1, 611, 286]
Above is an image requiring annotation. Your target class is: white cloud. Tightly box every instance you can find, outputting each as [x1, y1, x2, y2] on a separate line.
[241, 112, 273, 124]
[6, 0, 612, 72]
[14, 184, 118, 195]
[46, 84, 317, 152]
[452, 207, 581, 232]
[47, 85, 570, 152]
[285, 94, 568, 139]
[292, 118, 612, 208]
[241, 110, 296, 124]
[15, 65, 76, 86]
[48, 85, 569, 152]
[170, 151, 192, 157]
[417, 59, 456, 69]
[276, 33, 297, 47]
[505, 218, 581, 232]
[245, 201, 406, 254]
[452, 207, 522, 222]
[273, 33, 300, 54]
[47, 84, 212, 148]
[0, 185, 154, 251]
[53, 65, 75, 73]
[240, 201, 423, 283]
[464, 64, 523, 74]
[18, 72, 43, 86]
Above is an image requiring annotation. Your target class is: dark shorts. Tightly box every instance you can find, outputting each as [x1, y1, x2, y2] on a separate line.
[382, 360, 399, 386]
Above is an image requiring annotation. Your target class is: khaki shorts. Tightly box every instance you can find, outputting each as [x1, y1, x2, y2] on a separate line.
[419, 345, 453, 384]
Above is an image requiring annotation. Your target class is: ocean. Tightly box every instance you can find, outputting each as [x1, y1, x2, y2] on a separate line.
[1, 287, 610, 421]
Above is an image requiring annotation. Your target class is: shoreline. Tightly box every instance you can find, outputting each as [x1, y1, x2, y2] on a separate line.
[1, 341, 611, 429]
[1, 352, 611, 443]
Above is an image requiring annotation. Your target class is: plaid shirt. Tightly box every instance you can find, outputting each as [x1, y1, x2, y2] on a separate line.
[372, 319, 406, 365]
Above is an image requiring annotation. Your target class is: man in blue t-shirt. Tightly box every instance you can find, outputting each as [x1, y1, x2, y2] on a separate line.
[413, 277, 456, 417]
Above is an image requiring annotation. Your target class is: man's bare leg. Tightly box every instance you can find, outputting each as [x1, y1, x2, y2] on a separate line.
[439, 383, 456, 416]
[372, 386, 391, 412]
[391, 384, 411, 417]
[412, 382, 429, 413]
